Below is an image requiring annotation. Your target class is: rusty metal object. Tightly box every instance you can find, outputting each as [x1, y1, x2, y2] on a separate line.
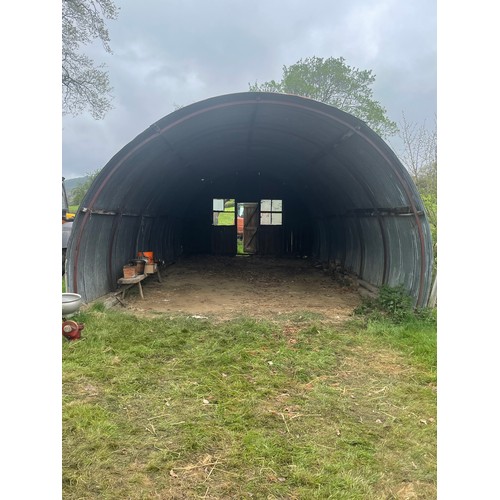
[62, 320, 84, 341]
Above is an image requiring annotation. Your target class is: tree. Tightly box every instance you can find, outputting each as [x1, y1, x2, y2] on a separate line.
[396, 113, 436, 223]
[397, 112, 436, 186]
[62, 0, 119, 119]
[396, 114, 437, 279]
[70, 169, 101, 206]
[249, 56, 398, 138]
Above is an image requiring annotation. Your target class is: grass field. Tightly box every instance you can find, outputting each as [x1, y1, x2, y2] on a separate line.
[62, 301, 436, 499]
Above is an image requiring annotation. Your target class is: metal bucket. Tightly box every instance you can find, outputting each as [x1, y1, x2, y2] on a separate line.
[62, 293, 82, 317]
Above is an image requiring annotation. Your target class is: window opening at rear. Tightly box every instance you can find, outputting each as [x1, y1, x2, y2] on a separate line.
[213, 198, 235, 226]
[260, 199, 283, 225]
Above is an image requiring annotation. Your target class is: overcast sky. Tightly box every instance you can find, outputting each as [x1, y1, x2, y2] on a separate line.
[62, 0, 436, 179]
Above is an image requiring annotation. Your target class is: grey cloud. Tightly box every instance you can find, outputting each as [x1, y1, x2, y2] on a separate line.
[63, 0, 436, 178]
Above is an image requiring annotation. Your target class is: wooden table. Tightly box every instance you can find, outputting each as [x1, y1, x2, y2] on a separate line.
[117, 274, 146, 299]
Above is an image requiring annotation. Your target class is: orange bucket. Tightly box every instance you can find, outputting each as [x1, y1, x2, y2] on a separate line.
[138, 251, 154, 263]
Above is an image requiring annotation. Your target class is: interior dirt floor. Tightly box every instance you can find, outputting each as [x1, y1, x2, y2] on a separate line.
[116, 255, 362, 322]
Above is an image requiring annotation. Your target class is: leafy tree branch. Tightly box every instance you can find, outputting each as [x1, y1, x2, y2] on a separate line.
[62, 0, 119, 119]
[249, 56, 398, 138]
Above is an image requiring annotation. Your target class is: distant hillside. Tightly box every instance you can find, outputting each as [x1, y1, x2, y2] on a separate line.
[64, 176, 89, 195]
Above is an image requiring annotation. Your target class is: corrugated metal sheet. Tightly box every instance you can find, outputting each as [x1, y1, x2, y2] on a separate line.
[67, 92, 433, 307]
[257, 226, 284, 255]
[212, 226, 237, 255]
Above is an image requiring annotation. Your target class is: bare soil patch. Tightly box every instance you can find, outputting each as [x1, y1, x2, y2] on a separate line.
[119, 254, 361, 321]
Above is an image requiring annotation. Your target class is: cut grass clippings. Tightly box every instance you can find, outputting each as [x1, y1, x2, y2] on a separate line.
[63, 305, 436, 499]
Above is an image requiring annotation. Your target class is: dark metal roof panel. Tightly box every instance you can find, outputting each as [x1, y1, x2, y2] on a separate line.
[359, 217, 385, 286]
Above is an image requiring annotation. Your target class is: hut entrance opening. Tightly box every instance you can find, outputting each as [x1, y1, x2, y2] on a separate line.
[66, 92, 433, 308]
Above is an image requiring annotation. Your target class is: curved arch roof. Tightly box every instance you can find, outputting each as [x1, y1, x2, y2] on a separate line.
[67, 92, 433, 306]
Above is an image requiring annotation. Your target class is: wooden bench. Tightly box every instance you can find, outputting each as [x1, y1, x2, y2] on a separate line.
[117, 274, 146, 300]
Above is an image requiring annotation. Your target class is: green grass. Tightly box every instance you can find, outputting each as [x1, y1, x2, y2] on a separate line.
[237, 238, 244, 254]
[63, 306, 436, 499]
[216, 209, 235, 226]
